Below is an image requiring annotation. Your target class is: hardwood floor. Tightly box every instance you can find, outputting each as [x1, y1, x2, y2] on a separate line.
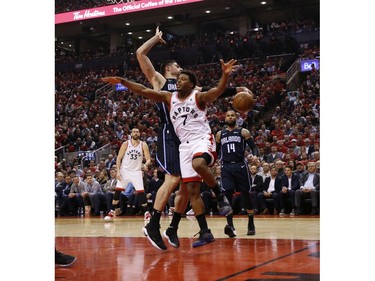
[55, 214, 320, 280]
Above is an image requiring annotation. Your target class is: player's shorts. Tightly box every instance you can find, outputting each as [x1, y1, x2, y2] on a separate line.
[115, 168, 144, 191]
[179, 134, 217, 183]
[156, 123, 181, 176]
[220, 161, 251, 193]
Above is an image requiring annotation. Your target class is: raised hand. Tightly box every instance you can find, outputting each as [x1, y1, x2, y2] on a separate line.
[101, 77, 121, 85]
[220, 59, 238, 75]
[155, 26, 166, 44]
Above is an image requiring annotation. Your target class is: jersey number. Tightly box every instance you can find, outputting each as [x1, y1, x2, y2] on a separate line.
[182, 114, 188, 126]
[226, 143, 236, 153]
[130, 154, 138, 160]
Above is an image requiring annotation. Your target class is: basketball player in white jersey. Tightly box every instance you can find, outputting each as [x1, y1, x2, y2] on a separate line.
[102, 58, 237, 247]
[104, 128, 151, 221]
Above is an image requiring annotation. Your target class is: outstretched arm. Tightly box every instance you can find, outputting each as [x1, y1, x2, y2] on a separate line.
[101, 76, 171, 103]
[136, 26, 166, 90]
[197, 59, 237, 105]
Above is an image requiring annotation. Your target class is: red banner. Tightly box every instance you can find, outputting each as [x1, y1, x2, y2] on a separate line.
[55, 0, 203, 24]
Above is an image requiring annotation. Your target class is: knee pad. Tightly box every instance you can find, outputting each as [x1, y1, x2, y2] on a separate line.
[193, 152, 216, 166]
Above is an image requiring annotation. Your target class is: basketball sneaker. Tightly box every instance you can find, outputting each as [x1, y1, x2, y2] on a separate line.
[55, 250, 77, 267]
[104, 210, 115, 221]
[247, 225, 256, 236]
[217, 195, 232, 216]
[163, 227, 180, 248]
[142, 223, 167, 251]
[224, 225, 236, 238]
[192, 229, 215, 248]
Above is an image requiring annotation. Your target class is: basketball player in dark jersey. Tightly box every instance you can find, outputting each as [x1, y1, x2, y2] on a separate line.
[216, 110, 259, 237]
[136, 27, 248, 250]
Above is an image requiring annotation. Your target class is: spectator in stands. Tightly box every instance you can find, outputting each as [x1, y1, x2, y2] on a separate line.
[257, 166, 281, 215]
[249, 165, 264, 214]
[293, 161, 307, 180]
[105, 154, 116, 170]
[267, 145, 283, 163]
[258, 147, 268, 162]
[274, 160, 285, 178]
[258, 162, 271, 181]
[279, 165, 300, 216]
[145, 169, 165, 212]
[104, 168, 124, 215]
[295, 162, 320, 215]
[82, 174, 104, 216]
[289, 139, 301, 157]
[83, 135, 96, 150]
[58, 174, 74, 216]
[303, 138, 315, 156]
[67, 175, 85, 215]
[55, 172, 66, 213]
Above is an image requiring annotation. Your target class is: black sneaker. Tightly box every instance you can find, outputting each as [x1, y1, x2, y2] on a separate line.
[163, 227, 180, 248]
[224, 225, 236, 238]
[217, 195, 233, 216]
[142, 223, 167, 251]
[55, 250, 77, 267]
[247, 225, 256, 236]
[192, 229, 215, 248]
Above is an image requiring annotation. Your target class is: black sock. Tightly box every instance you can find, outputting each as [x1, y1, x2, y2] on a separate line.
[196, 213, 208, 230]
[149, 209, 161, 227]
[226, 213, 234, 227]
[248, 213, 254, 228]
[169, 212, 182, 229]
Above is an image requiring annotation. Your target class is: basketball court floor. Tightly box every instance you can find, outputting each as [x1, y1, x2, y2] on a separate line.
[55, 213, 320, 280]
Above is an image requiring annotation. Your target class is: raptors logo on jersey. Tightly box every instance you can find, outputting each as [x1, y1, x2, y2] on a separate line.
[169, 90, 211, 143]
[121, 140, 144, 171]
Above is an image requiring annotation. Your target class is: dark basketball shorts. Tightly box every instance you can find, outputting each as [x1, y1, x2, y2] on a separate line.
[156, 124, 181, 176]
[220, 161, 251, 193]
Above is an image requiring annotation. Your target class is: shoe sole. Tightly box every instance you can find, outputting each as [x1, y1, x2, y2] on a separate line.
[142, 226, 167, 251]
[55, 257, 77, 267]
[163, 230, 180, 248]
[192, 238, 215, 248]
[104, 217, 114, 221]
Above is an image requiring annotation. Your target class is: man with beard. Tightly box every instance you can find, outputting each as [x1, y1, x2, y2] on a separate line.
[104, 128, 151, 221]
[215, 110, 259, 237]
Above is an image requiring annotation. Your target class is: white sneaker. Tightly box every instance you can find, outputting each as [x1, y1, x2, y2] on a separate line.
[104, 210, 115, 221]
[186, 209, 194, 216]
[144, 211, 151, 221]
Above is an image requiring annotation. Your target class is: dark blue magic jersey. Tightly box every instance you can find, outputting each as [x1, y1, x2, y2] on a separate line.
[154, 78, 177, 125]
[219, 127, 247, 163]
[154, 78, 181, 175]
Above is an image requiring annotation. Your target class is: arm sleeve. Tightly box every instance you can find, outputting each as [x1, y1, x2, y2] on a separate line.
[216, 141, 221, 159]
[246, 138, 259, 156]
[201, 87, 237, 98]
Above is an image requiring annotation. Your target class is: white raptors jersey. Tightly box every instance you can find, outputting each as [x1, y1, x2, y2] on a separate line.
[121, 140, 144, 171]
[169, 90, 211, 143]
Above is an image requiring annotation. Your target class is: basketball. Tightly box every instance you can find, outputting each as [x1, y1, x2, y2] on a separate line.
[232, 91, 254, 113]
